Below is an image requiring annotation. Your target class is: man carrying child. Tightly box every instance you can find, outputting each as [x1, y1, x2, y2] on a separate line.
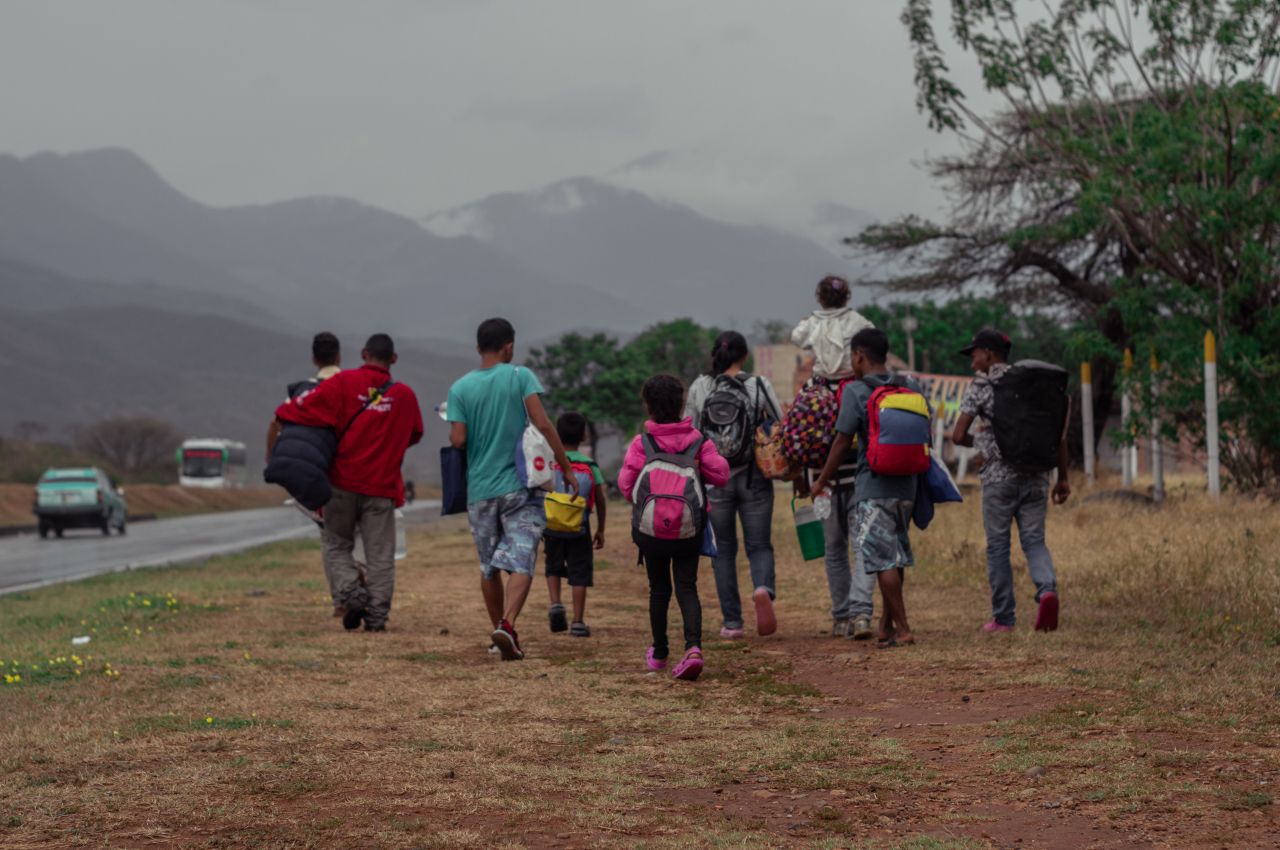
[447, 318, 578, 661]
[543, 412, 606, 637]
[952, 328, 1069, 633]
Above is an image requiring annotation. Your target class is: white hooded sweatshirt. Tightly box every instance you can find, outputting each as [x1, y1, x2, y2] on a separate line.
[790, 307, 875, 380]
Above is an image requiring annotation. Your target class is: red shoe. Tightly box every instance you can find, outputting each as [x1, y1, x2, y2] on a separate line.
[982, 620, 1014, 633]
[753, 587, 777, 636]
[491, 619, 524, 660]
[1035, 592, 1059, 632]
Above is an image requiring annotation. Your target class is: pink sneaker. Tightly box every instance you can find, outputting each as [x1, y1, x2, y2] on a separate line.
[671, 647, 704, 681]
[1035, 592, 1059, 632]
[982, 620, 1014, 633]
[645, 646, 668, 672]
[719, 626, 746, 639]
[753, 587, 777, 636]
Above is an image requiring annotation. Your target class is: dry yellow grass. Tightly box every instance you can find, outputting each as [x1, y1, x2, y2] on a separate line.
[0, 489, 1276, 849]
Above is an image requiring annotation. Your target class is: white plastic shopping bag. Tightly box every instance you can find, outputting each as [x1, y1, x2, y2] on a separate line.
[516, 424, 555, 490]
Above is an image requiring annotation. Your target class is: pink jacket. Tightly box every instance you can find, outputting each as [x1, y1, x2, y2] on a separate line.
[618, 418, 731, 501]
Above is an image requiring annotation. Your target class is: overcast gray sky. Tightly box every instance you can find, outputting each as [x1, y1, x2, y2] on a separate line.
[1, 1, 995, 240]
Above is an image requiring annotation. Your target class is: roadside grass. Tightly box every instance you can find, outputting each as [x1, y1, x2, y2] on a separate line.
[0, 489, 1276, 847]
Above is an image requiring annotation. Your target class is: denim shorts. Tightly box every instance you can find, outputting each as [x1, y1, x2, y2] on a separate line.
[468, 489, 547, 580]
[852, 498, 915, 574]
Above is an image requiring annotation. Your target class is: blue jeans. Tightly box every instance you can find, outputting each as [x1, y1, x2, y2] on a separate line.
[823, 489, 875, 621]
[708, 472, 775, 630]
[982, 477, 1057, 626]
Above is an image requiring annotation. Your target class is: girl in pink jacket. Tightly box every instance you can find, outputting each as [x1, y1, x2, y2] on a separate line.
[619, 374, 730, 681]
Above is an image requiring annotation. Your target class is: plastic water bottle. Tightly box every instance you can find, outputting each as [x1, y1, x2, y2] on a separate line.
[813, 493, 832, 521]
[394, 509, 407, 561]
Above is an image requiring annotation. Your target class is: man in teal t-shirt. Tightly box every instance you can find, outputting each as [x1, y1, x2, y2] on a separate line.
[447, 318, 577, 662]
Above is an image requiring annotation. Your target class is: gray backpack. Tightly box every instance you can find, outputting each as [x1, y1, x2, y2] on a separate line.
[700, 374, 759, 468]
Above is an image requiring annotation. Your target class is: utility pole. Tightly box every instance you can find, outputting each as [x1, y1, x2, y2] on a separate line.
[903, 313, 918, 372]
[1081, 362, 1095, 485]
[1205, 331, 1220, 498]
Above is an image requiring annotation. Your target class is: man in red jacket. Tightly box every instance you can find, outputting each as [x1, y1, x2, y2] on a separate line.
[274, 333, 424, 631]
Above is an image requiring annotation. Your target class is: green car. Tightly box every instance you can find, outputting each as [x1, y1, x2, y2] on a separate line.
[33, 467, 128, 538]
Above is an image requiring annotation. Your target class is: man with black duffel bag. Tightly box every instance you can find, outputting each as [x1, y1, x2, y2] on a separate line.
[269, 334, 423, 632]
[953, 328, 1071, 635]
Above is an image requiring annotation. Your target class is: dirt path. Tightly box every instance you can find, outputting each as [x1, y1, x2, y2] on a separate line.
[2, 496, 1277, 850]
[652, 621, 1279, 850]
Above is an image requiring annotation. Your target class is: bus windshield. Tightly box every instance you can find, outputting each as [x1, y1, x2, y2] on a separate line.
[181, 449, 225, 478]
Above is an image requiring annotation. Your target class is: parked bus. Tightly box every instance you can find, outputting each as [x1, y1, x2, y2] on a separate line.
[178, 438, 248, 488]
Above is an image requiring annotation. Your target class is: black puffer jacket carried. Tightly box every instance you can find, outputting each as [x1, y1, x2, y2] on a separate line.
[264, 423, 337, 510]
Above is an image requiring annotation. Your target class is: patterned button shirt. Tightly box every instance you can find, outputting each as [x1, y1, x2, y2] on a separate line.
[958, 363, 1050, 485]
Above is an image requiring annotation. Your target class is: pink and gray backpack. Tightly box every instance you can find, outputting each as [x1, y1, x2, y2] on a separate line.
[630, 435, 707, 548]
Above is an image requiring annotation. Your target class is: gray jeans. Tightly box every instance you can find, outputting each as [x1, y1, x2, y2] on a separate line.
[322, 486, 397, 628]
[982, 476, 1057, 626]
[823, 489, 875, 621]
[708, 471, 775, 630]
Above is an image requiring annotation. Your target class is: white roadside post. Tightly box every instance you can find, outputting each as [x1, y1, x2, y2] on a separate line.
[1081, 361, 1096, 485]
[1150, 351, 1165, 505]
[1121, 349, 1135, 488]
[1205, 331, 1221, 498]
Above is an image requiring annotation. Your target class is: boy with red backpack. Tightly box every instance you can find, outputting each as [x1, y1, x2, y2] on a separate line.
[812, 328, 932, 648]
[543, 412, 607, 638]
[618, 374, 730, 681]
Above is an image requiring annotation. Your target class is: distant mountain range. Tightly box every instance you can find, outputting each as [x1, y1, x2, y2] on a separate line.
[0, 149, 638, 341]
[423, 177, 876, 330]
[0, 146, 879, 472]
[1, 148, 872, 343]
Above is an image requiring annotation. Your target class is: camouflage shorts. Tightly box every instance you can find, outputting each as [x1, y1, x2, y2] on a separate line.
[851, 498, 915, 574]
[468, 489, 547, 580]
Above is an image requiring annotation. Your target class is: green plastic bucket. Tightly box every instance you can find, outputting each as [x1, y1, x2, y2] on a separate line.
[792, 498, 825, 562]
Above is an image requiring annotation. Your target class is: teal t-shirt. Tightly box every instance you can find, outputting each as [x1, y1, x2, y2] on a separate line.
[447, 364, 545, 504]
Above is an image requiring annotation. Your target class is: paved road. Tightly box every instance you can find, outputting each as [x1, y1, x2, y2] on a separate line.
[0, 500, 439, 596]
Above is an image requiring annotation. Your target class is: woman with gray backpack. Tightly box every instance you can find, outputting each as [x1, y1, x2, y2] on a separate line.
[684, 331, 785, 638]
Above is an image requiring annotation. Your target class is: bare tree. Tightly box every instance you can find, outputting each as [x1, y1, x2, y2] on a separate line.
[76, 417, 182, 479]
[13, 420, 48, 441]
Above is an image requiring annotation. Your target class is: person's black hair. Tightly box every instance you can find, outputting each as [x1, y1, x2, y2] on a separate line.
[849, 327, 889, 364]
[556, 411, 588, 446]
[710, 331, 749, 375]
[364, 333, 396, 363]
[642, 374, 685, 424]
[312, 331, 340, 366]
[816, 275, 851, 309]
[477, 318, 516, 353]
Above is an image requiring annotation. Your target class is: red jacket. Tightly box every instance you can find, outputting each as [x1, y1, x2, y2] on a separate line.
[275, 363, 423, 504]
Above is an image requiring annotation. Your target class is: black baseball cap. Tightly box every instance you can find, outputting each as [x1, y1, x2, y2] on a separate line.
[959, 327, 1012, 357]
